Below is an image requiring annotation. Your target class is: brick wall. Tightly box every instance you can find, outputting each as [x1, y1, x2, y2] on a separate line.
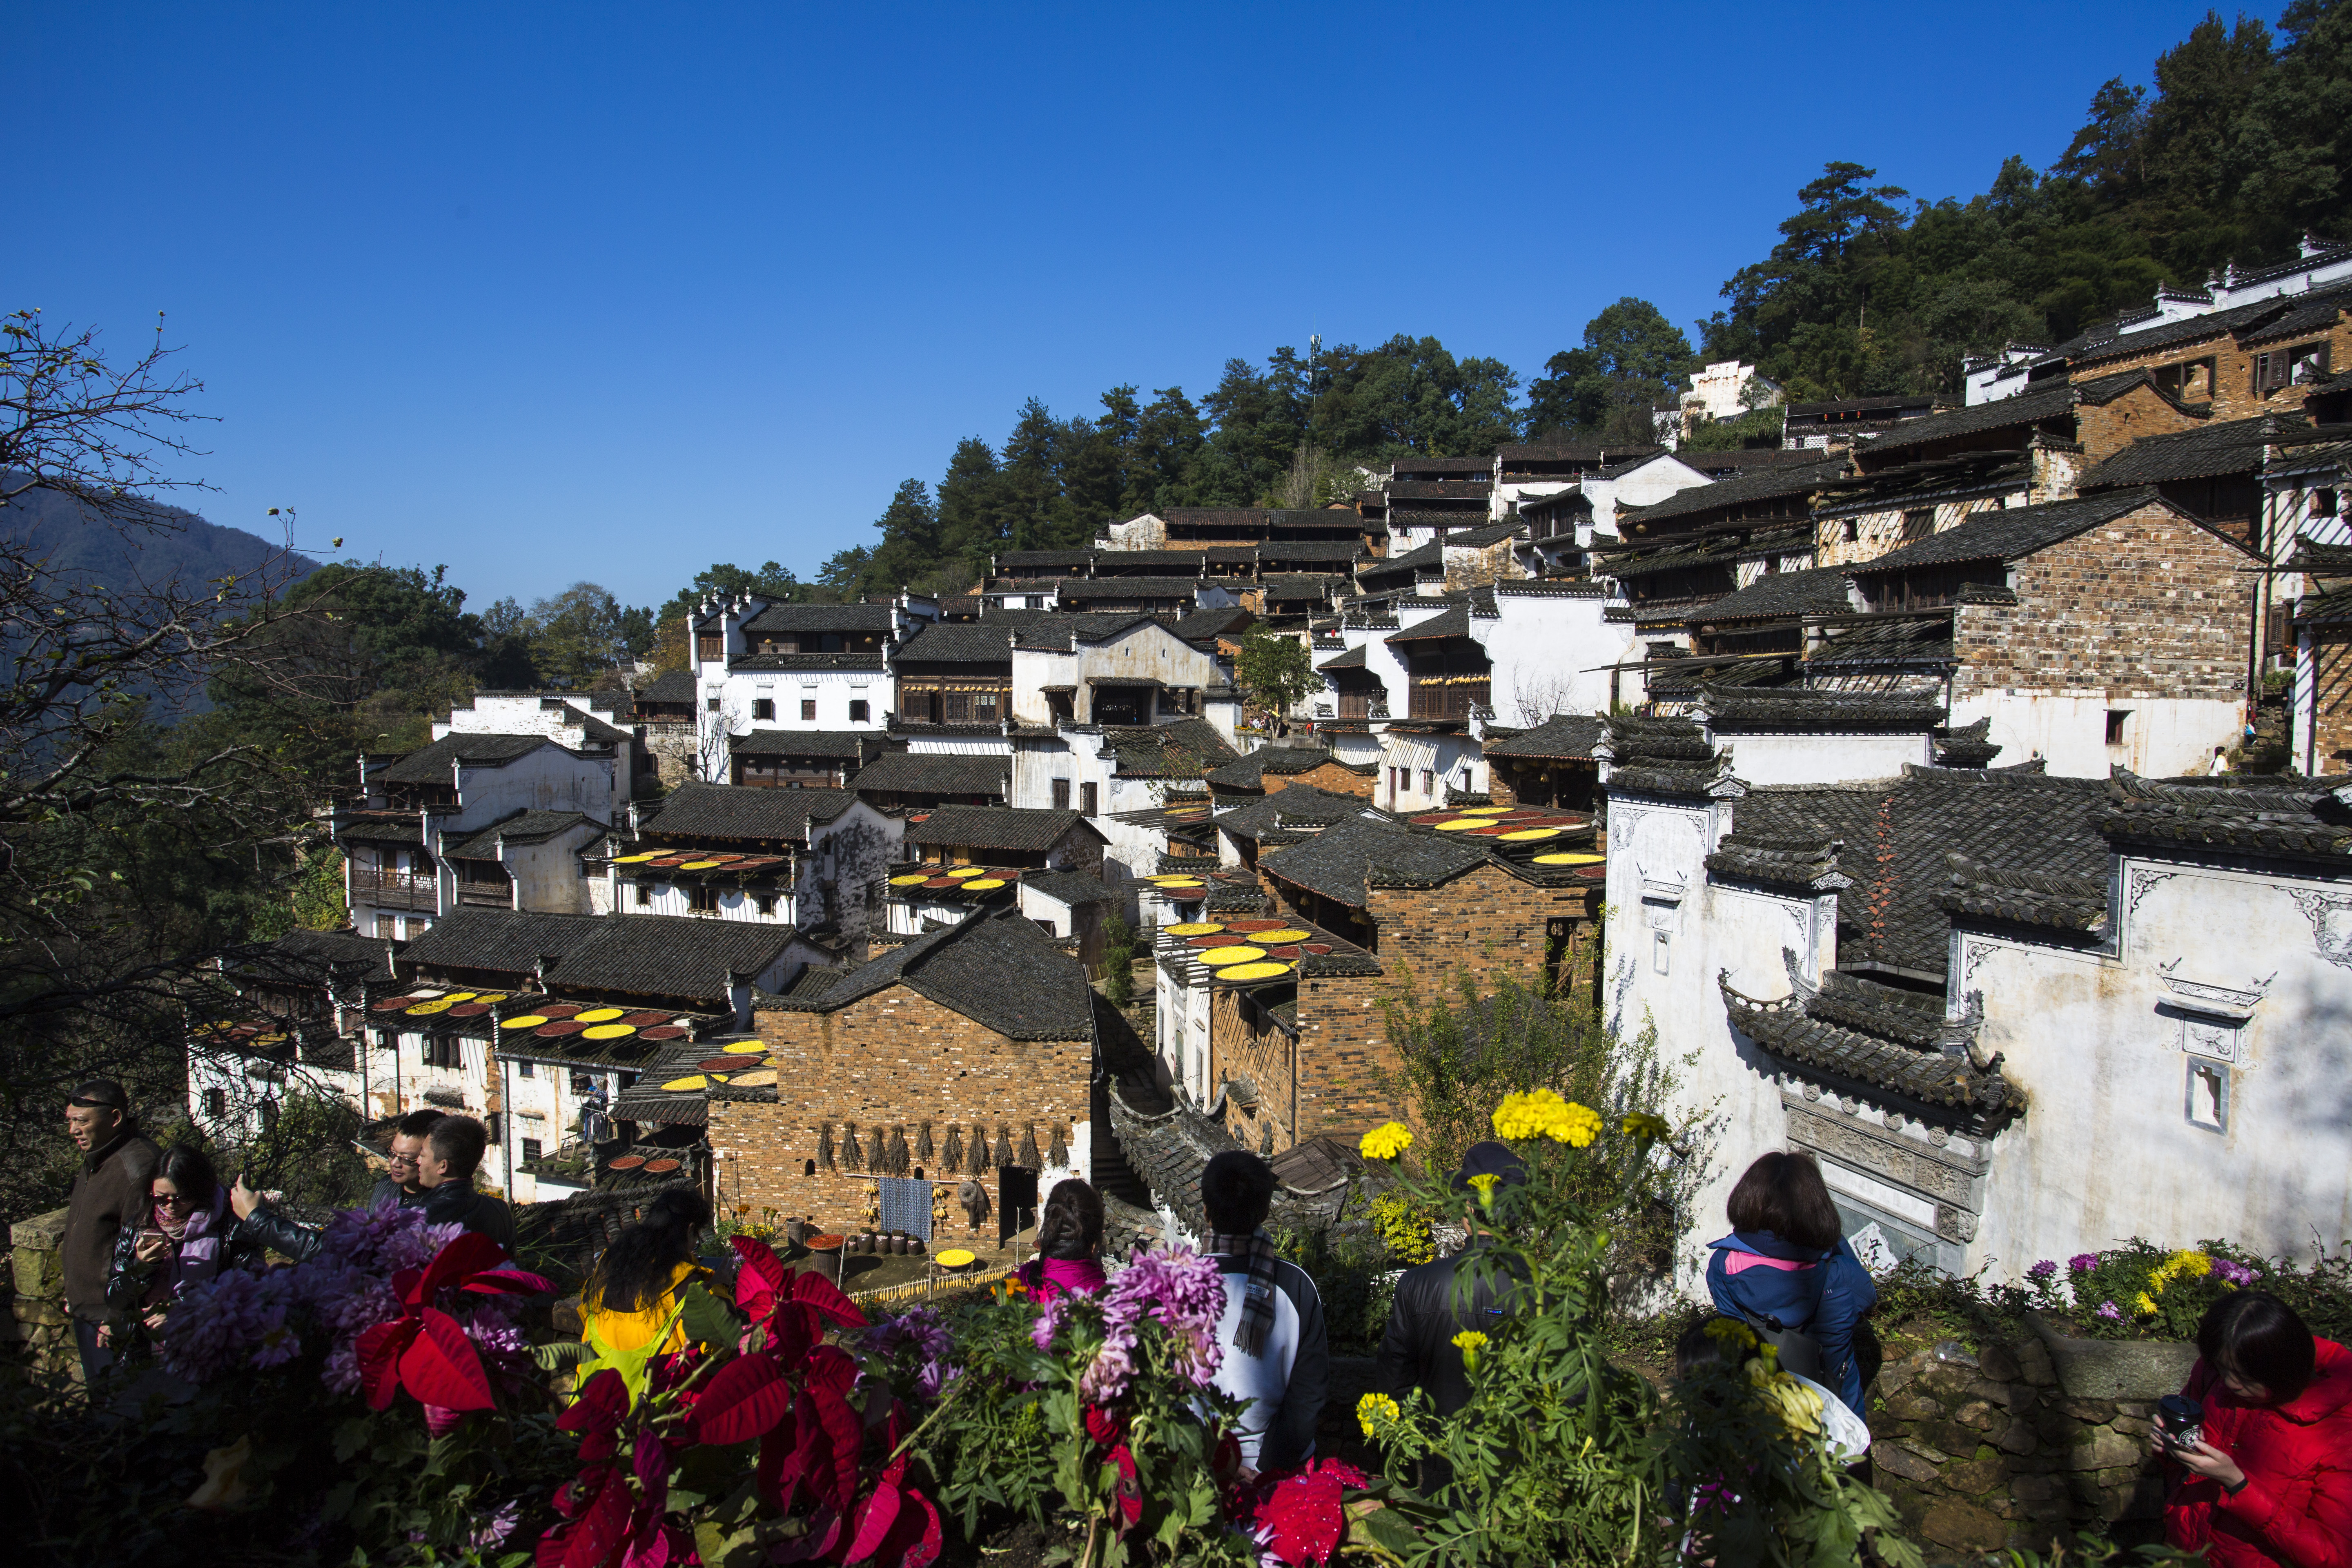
[1953, 500, 2254, 701]
[1208, 969, 1403, 1151]
[1264, 763, 1376, 801]
[1818, 494, 2022, 570]
[2073, 313, 2352, 425]
[704, 989, 1090, 1230]
[1365, 862, 1566, 989]
[2072, 381, 2211, 466]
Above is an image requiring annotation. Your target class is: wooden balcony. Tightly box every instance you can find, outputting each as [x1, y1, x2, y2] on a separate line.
[350, 867, 438, 913]
[1407, 679, 1488, 722]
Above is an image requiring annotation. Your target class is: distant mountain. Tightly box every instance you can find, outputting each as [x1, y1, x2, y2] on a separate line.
[0, 479, 321, 597]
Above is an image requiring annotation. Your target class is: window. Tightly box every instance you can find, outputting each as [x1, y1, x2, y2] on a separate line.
[572, 1071, 598, 1095]
[517, 1060, 535, 1078]
[706, 696, 721, 713]
[2256, 342, 2330, 395]
[1052, 779, 1071, 811]
[1653, 931, 1671, 975]
[752, 698, 775, 720]
[204, 1087, 227, 1120]
[2317, 488, 2340, 518]
[1421, 770, 1434, 795]
[755, 894, 777, 916]
[696, 634, 724, 662]
[2105, 709, 2131, 746]
[521, 1138, 543, 1163]
[849, 700, 869, 722]
[375, 1029, 396, 1050]
[425, 1036, 463, 1069]
[2187, 1060, 2229, 1133]
[801, 699, 817, 721]
[804, 1159, 817, 1177]
[1080, 782, 1098, 817]
[1901, 508, 1934, 541]
[1035, 918, 1058, 935]
[486, 1113, 502, 1145]
[576, 857, 593, 878]
[635, 881, 652, 906]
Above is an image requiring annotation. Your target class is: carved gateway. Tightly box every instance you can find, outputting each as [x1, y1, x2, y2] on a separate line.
[1783, 1098, 1988, 1242]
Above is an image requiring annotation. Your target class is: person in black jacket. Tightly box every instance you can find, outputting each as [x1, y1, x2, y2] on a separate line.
[231, 1113, 516, 1261]
[1375, 1141, 1529, 1420]
[371, 1108, 447, 1209]
[101, 1145, 268, 1344]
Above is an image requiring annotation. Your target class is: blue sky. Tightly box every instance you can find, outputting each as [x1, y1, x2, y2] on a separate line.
[18, 1, 2227, 608]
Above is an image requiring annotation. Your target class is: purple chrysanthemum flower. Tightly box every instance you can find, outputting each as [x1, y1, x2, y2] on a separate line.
[159, 1269, 294, 1383]
[1098, 1244, 1225, 1391]
[2069, 1253, 2098, 1274]
[462, 1305, 528, 1367]
[2096, 1300, 2122, 1320]
[2210, 1258, 2263, 1288]
[2028, 1259, 2058, 1280]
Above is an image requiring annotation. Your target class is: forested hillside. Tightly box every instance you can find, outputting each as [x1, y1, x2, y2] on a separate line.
[797, 1, 2352, 604]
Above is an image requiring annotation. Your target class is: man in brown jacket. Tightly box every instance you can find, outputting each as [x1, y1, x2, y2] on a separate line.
[63, 1079, 161, 1390]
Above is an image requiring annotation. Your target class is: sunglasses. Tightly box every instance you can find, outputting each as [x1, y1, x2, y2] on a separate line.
[151, 1190, 196, 1209]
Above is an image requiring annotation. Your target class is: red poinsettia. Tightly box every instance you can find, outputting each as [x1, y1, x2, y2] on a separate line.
[354, 1231, 551, 1416]
[1249, 1459, 1370, 1566]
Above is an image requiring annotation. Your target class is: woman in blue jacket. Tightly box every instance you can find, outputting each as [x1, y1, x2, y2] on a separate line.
[1705, 1151, 1877, 1411]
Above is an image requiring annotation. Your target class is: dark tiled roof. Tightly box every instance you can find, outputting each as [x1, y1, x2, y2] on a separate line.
[1257, 540, 1367, 565]
[1497, 441, 1663, 463]
[373, 733, 554, 784]
[1814, 452, 2032, 517]
[730, 652, 888, 671]
[1204, 747, 1364, 789]
[1695, 684, 1945, 734]
[1933, 717, 2002, 768]
[848, 752, 1010, 799]
[1599, 715, 1727, 796]
[1258, 816, 1486, 907]
[637, 670, 697, 704]
[1736, 766, 2110, 978]
[902, 806, 1101, 851]
[742, 604, 895, 634]
[1023, 869, 1112, 906]
[339, 814, 423, 846]
[444, 809, 603, 860]
[890, 620, 1022, 664]
[780, 907, 1091, 1039]
[1386, 480, 1492, 499]
[1354, 542, 1442, 584]
[1317, 644, 1367, 671]
[1615, 461, 1838, 527]
[1172, 606, 1257, 641]
[1686, 566, 1855, 624]
[1844, 488, 2171, 574]
[1439, 519, 1525, 548]
[639, 782, 863, 841]
[1806, 614, 1956, 667]
[1054, 577, 1208, 597]
[399, 909, 601, 976]
[1009, 612, 1162, 651]
[233, 927, 397, 989]
[1786, 392, 1952, 416]
[2080, 413, 2310, 488]
[1385, 605, 1472, 641]
[1705, 831, 1847, 889]
[726, 729, 885, 760]
[544, 915, 800, 1002]
[1485, 713, 1606, 761]
[1937, 852, 2108, 933]
[1098, 719, 1238, 779]
[2098, 771, 2352, 865]
[995, 550, 1098, 570]
[1213, 785, 1388, 845]
[1852, 379, 2078, 454]
[2069, 283, 2352, 367]
[1260, 573, 1346, 599]
[1722, 973, 2020, 1124]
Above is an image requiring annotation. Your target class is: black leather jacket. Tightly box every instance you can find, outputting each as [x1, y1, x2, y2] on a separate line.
[102, 1200, 270, 1311]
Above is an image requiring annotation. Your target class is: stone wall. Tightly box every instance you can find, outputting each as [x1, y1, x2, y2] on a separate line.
[1866, 1324, 2194, 1561]
[6, 1208, 77, 1383]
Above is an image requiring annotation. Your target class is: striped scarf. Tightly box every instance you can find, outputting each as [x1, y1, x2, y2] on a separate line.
[1205, 1228, 1280, 1357]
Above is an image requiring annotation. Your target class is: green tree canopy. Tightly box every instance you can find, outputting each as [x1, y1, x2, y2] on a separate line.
[1525, 298, 1694, 442]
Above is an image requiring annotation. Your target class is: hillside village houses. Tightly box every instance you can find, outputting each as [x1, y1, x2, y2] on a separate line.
[189, 239, 2352, 1307]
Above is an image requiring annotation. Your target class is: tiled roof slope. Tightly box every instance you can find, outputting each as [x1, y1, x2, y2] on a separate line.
[1614, 461, 1838, 527]
[1258, 816, 1487, 907]
[1023, 870, 1112, 906]
[742, 604, 895, 634]
[2099, 771, 2352, 865]
[2081, 414, 2309, 489]
[902, 806, 1100, 851]
[1484, 714, 1607, 761]
[1099, 719, 1237, 779]
[544, 915, 800, 1001]
[374, 733, 553, 784]
[640, 782, 862, 840]
[781, 907, 1091, 1039]
[399, 909, 602, 974]
[444, 809, 603, 859]
[1599, 715, 1726, 795]
[1214, 786, 1388, 846]
[1205, 747, 1365, 789]
[1695, 684, 1946, 734]
[1686, 566, 1855, 624]
[637, 670, 697, 703]
[1842, 488, 2172, 575]
[726, 729, 885, 760]
[848, 752, 1011, 798]
[1852, 378, 2080, 455]
[1736, 766, 2111, 978]
[1722, 973, 2021, 1125]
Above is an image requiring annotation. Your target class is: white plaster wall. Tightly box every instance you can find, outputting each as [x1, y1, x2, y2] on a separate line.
[1967, 859, 2352, 1275]
[628, 879, 800, 925]
[904, 733, 1013, 756]
[1955, 692, 2242, 780]
[723, 668, 888, 734]
[1716, 733, 1933, 788]
[504, 829, 600, 915]
[1475, 594, 1639, 726]
[1374, 731, 1484, 813]
[450, 747, 619, 824]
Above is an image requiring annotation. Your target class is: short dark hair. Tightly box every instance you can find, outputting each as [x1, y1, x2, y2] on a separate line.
[428, 1115, 490, 1180]
[2201, 1289, 2316, 1403]
[394, 1108, 448, 1140]
[1725, 1152, 1842, 1252]
[154, 1145, 219, 1211]
[1200, 1151, 1276, 1235]
[1038, 1178, 1104, 1262]
[1675, 1317, 1748, 1380]
[68, 1080, 129, 1111]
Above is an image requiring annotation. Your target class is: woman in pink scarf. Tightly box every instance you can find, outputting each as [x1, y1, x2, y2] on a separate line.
[101, 1145, 247, 1343]
[1016, 1179, 1107, 1301]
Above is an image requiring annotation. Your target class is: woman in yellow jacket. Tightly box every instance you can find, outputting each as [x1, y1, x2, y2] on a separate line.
[581, 1189, 713, 1367]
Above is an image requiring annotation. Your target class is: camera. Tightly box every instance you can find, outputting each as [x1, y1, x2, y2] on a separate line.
[2156, 1393, 2204, 1450]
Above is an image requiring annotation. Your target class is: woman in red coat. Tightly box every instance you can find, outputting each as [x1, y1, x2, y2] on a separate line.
[2163, 1289, 2352, 1568]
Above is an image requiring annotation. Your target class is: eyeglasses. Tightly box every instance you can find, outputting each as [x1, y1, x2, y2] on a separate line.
[386, 1153, 420, 1168]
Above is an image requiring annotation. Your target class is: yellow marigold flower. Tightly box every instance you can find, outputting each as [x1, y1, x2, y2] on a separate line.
[1359, 1122, 1413, 1161]
[1466, 1171, 1501, 1209]
[1356, 1392, 1401, 1438]
[1703, 1317, 1758, 1350]
[1554, 1101, 1602, 1147]
[1452, 1329, 1488, 1372]
[2134, 1291, 2159, 1316]
[1622, 1111, 1670, 1141]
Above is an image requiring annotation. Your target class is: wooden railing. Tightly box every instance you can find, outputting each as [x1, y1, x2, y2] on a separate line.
[350, 868, 438, 912]
[1408, 680, 1488, 721]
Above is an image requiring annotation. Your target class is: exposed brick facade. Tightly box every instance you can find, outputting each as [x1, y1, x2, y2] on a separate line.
[2073, 382, 2213, 466]
[1209, 969, 1400, 1151]
[1261, 762, 1377, 801]
[2072, 310, 2352, 425]
[2306, 627, 2352, 773]
[704, 989, 1089, 1231]
[1951, 501, 2256, 702]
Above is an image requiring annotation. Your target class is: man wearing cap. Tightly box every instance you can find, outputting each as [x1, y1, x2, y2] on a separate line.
[62, 1079, 162, 1390]
[1375, 1141, 1530, 1425]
